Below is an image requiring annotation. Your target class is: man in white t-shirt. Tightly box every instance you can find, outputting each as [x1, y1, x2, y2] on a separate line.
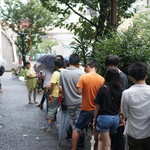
[121, 62, 150, 150]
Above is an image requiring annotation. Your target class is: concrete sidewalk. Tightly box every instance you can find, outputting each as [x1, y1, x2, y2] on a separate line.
[0, 73, 91, 150]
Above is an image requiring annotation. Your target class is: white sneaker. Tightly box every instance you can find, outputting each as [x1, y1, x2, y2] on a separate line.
[28, 101, 34, 104]
[40, 126, 51, 132]
[45, 127, 51, 132]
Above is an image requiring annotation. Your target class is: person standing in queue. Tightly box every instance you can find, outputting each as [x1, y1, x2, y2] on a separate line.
[105, 54, 128, 150]
[94, 67, 123, 150]
[71, 60, 105, 150]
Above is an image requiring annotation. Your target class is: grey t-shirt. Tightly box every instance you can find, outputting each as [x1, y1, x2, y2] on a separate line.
[60, 67, 83, 106]
[119, 72, 128, 90]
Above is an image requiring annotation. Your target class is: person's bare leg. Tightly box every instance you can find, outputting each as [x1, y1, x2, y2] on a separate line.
[0, 83, 2, 93]
[0, 87, 2, 93]
[47, 119, 52, 124]
[99, 132, 111, 150]
[98, 133, 104, 150]
[71, 130, 80, 150]
[33, 88, 37, 102]
[28, 90, 32, 103]
[94, 131, 99, 150]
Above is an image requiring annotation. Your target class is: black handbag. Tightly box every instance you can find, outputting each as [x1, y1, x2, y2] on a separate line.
[0, 66, 5, 76]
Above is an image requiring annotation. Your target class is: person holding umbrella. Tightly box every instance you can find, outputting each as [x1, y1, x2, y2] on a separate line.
[36, 55, 64, 110]
[40, 58, 64, 131]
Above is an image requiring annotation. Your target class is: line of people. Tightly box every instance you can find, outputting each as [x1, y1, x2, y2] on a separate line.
[24, 53, 150, 150]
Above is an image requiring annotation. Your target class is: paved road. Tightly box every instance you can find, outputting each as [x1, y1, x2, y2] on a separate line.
[0, 73, 91, 150]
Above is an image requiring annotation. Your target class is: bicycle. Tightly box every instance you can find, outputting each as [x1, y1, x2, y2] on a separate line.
[11, 66, 22, 79]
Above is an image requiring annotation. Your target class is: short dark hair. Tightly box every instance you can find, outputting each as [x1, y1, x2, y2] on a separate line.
[54, 59, 64, 69]
[69, 53, 80, 65]
[24, 62, 30, 66]
[128, 62, 147, 81]
[56, 55, 64, 61]
[105, 54, 120, 66]
[86, 60, 98, 69]
[105, 67, 122, 89]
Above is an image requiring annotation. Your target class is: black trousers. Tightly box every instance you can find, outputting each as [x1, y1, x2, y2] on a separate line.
[110, 126, 125, 150]
[40, 88, 50, 105]
[40, 92, 46, 105]
[128, 136, 150, 150]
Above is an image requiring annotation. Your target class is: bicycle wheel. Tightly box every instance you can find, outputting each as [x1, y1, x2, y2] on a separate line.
[11, 69, 17, 79]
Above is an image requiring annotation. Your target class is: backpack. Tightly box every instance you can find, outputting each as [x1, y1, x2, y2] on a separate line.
[0, 66, 5, 76]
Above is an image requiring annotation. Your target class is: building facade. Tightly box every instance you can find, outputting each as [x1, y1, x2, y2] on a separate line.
[0, 25, 18, 71]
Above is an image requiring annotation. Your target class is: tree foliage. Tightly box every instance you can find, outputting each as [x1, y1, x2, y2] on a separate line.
[32, 39, 58, 56]
[92, 11, 150, 84]
[1, 0, 58, 65]
[41, 0, 137, 64]
[41, 0, 136, 38]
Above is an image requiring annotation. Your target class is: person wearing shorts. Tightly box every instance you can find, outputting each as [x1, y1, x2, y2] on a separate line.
[71, 60, 105, 150]
[94, 67, 123, 150]
[60, 54, 83, 129]
[40, 59, 64, 132]
[105, 54, 128, 150]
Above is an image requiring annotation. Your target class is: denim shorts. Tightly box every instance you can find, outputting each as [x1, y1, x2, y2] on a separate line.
[96, 115, 119, 134]
[75, 110, 94, 132]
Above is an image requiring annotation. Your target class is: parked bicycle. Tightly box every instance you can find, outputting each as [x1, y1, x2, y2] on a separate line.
[11, 66, 22, 79]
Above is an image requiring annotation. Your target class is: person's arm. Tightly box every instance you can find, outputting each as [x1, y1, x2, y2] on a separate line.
[48, 72, 58, 101]
[94, 104, 100, 121]
[93, 104, 100, 128]
[121, 91, 129, 118]
[41, 70, 46, 79]
[59, 74, 63, 93]
[49, 83, 55, 101]
[77, 87, 82, 95]
[26, 68, 37, 79]
[76, 75, 83, 95]
[93, 87, 103, 128]
[26, 75, 37, 79]
[40, 75, 45, 79]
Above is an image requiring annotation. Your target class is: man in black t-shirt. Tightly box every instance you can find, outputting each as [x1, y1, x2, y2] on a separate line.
[105, 54, 128, 90]
[105, 54, 128, 150]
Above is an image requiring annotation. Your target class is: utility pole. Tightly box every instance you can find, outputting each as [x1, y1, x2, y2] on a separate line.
[111, 0, 117, 27]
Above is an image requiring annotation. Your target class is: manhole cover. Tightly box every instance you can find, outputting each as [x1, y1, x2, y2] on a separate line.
[0, 124, 4, 128]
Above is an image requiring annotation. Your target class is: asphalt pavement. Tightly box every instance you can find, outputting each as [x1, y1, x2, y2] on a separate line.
[0, 73, 91, 150]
